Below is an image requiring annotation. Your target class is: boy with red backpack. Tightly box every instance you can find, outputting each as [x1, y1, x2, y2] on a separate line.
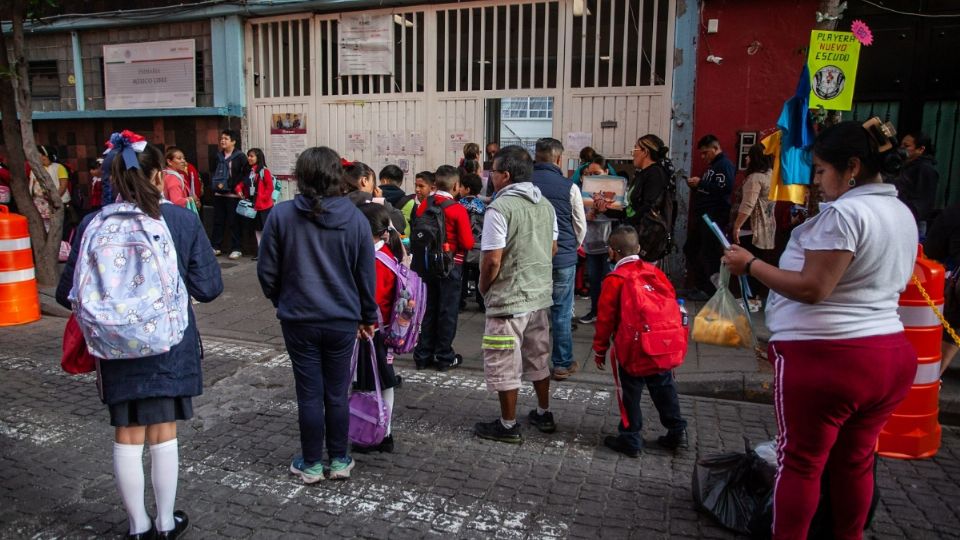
[592, 225, 688, 458]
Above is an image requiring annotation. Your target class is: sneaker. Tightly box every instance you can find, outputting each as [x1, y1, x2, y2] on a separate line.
[657, 429, 689, 450]
[328, 456, 355, 480]
[747, 298, 762, 313]
[567, 361, 580, 375]
[528, 409, 557, 433]
[578, 312, 597, 324]
[474, 418, 522, 444]
[603, 435, 641, 458]
[289, 455, 325, 484]
[228, 250, 242, 260]
[437, 354, 462, 372]
[414, 358, 434, 370]
[156, 510, 189, 540]
[213, 248, 222, 256]
[353, 435, 394, 454]
[552, 367, 571, 381]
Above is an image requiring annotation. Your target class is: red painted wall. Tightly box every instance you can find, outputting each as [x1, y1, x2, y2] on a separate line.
[691, 0, 819, 176]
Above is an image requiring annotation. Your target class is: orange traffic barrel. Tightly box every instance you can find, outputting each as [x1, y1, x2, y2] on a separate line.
[0, 205, 41, 326]
[878, 244, 942, 459]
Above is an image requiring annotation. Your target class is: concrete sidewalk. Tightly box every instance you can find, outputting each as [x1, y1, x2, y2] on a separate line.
[178, 257, 960, 424]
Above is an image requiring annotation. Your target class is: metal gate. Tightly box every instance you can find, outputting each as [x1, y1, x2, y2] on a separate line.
[245, 0, 675, 194]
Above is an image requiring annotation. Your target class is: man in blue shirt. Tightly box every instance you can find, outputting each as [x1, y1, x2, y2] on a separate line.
[683, 134, 734, 298]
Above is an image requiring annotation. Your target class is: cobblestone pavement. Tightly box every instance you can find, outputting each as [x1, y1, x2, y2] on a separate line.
[2, 317, 960, 539]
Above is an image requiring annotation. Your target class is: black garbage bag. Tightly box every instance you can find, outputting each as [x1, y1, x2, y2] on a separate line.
[692, 439, 776, 535]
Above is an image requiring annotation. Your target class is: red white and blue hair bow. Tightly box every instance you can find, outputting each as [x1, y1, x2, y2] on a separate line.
[103, 130, 147, 171]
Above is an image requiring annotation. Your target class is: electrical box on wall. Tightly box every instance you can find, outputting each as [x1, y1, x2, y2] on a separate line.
[707, 19, 719, 34]
[737, 131, 758, 170]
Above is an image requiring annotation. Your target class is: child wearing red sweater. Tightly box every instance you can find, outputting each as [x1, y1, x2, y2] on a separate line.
[354, 203, 404, 453]
[412, 165, 475, 371]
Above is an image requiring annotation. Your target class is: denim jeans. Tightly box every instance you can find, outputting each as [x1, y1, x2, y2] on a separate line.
[414, 263, 463, 366]
[211, 195, 242, 252]
[551, 265, 576, 369]
[281, 322, 356, 464]
[616, 366, 687, 451]
[586, 253, 611, 314]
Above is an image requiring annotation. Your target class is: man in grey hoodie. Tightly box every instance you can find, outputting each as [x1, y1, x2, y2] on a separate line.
[475, 145, 559, 444]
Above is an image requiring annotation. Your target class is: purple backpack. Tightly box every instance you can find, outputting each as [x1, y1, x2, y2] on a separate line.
[375, 251, 426, 354]
[348, 337, 389, 447]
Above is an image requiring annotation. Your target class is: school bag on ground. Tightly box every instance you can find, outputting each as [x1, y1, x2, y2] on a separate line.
[410, 195, 456, 279]
[608, 259, 687, 376]
[69, 202, 189, 359]
[349, 337, 390, 447]
[375, 250, 427, 354]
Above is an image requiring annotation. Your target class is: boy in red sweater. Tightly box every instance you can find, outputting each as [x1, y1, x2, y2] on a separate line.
[592, 226, 688, 457]
[412, 165, 475, 371]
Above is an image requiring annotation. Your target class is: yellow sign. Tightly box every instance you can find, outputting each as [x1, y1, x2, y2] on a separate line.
[807, 30, 861, 111]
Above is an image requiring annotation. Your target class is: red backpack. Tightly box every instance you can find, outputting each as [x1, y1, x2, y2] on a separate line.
[609, 260, 687, 376]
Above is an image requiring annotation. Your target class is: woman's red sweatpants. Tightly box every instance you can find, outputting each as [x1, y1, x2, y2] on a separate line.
[768, 333, 917, 540]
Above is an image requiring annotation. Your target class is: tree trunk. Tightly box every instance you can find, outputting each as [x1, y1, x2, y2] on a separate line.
[4, 0, 64, 285]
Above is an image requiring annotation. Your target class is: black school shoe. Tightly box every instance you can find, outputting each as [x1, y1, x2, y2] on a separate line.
[657, 429, 689, 450]
[603, 435, 641, 458]
[156, 511, 189, 540]
[437, 354, 462, 372]
[474, 418, 522, 444]
[527, 409, 557, 433]
[127, 524, 156, 540]
[353, 435, 395, 454]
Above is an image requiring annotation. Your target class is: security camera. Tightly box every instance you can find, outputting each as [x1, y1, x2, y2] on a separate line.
[706, 55, 723, 65]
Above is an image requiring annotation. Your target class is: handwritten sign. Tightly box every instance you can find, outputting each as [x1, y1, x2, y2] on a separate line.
[807, 30, 861, 111]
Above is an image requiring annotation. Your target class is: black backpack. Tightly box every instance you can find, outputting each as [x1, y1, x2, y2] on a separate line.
[636, 159, 681, 262]
[410, 196, 456, 279]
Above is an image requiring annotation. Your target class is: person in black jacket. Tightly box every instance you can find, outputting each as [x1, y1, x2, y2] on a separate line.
[923, 201, 960, 375]
[683, 134, 734, 298]
[57, 137, 223, 540]
[377, 164, 406, 207]
[210, 130, 250, 259]
[897, 131, 939, 230]
[257, 146, 378, 483]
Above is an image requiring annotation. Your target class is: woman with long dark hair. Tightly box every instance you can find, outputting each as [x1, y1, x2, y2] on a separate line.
[56, 131, 222, 539]
[257, 146, 378, 482]
[723, 121, 917, 539]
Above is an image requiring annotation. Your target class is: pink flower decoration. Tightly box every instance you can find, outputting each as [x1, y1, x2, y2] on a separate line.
[851, 20, 873, 46]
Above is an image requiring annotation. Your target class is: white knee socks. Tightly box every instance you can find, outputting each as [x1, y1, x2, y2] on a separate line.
[383, 387, 395, 436]
[150, 439, 179, 533]
[113, 442, 152, 535]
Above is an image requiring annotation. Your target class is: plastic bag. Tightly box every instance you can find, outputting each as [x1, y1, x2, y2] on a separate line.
[691, 265, 754, 348]
[692, 438, 776, 535]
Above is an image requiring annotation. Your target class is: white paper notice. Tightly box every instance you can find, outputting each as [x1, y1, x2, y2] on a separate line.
[565, 132, 593, 155]
[339, 14, 394, 76]
[346, 131, 367, 153]
[104, 39, 196, 110]
[270, 113, 307, 177]
[407, 132, 425, 156]
[447, 132, 471, 153]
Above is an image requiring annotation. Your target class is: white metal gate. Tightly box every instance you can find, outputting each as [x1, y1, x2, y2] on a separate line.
[245, 0, 675, 194]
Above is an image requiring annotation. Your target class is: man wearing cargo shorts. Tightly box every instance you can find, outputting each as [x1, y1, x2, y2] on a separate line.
[475, 145, 559, 444]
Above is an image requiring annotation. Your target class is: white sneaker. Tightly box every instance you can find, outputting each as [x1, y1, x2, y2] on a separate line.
[213, 249, 221, 256]
[228, 251, 242, 260]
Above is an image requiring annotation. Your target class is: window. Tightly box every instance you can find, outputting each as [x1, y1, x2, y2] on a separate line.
[501, 97, 553, 119]
[29, 60, 60, 99]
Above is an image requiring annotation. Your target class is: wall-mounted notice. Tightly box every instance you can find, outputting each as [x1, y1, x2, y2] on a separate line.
[565, 132, 593, 155]
[408, 132, 425, 156]
[447, 131, 471, 154]
[104, 39, 196, 110]
[346, 131, 367, 153]
[270, 113, 308, 178]
[339, 14, 394, 76]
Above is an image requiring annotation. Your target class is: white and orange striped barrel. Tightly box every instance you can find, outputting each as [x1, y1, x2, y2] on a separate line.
[0, 205, 41, 326]
[878, 245, 942, 459]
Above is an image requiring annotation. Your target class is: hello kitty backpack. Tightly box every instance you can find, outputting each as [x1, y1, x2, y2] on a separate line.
[69, 202, 188, 359]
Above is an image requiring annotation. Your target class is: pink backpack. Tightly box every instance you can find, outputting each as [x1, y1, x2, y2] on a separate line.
[349, 337, 389, 447]
[375, 251, 426, 354]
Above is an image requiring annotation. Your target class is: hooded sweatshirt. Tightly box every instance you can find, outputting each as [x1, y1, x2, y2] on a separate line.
[257, 194, 378, 331]
[379, 183, 406, 207]
[897, 154, 939, 224]
[482, 182, 557, 317]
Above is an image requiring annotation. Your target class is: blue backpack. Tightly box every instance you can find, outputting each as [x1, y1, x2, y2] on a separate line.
[69, 203, 188, 359]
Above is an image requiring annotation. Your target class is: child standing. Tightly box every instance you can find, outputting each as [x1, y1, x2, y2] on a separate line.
[238, 148, 277, 259]
[457, 173, 486, 311]
[411, 165, 474, 371]
[355, 203, 403, 453]
[591, 225, 688, 457]
[87, 159, 103, 214]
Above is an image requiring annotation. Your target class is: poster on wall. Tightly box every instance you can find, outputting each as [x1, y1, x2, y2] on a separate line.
[103, 39, 195, 110]
[270, 113, 307, 178]
[564, 132, 593, 155]
[339, 14, 394, 76]
[807, 30, 861, 111]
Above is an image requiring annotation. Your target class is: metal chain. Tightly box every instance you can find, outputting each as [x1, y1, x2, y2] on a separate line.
[911, 274, 960, 347]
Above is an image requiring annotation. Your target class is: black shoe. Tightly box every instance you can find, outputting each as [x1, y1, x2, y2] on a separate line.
[578, 312, 597, 324]
[685, 290, 711, 302]
[604, 435, 641, 458]
[127, 524, 156, 540]
[394, 375, 402, 389]
[657, 429, 689, 450]
[156, 511, 189, 540]
[474, 418, 522, 444]
[437, 354, 462, 372]
[528, 409, 557, 433]
[415, 359, 434, 370]
[353, 434, 394, 454]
